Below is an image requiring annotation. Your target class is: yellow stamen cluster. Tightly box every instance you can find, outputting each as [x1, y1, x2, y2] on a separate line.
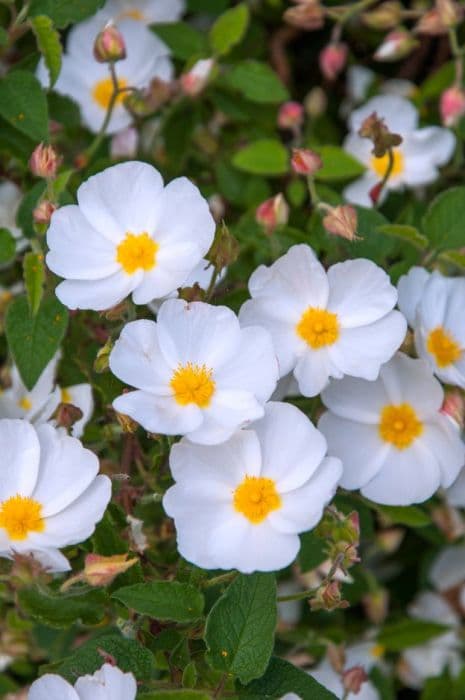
[233, 476, 281, 524]
[379, 403, 423, 449]
[296, 307, 340, 349]
[170, 363, 215, 408]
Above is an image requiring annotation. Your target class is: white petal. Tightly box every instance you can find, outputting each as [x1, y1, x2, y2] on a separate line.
[75, 664, 137, 700]
[430, 546, 465, 592]
[397, 266, 430, 327]
[321, 374, 389, 423]
[343, 132, 372, 166]
[327, 258, 398, 327]
[343, 173, 379, 207]
[28, 674, 78, 700]
[380, 353, 444, 419]
[294, 349, 333, 397]
[420, 418, 464, 488]
[187, 390, 264, 445]
[63, 384, 94, 438]
[55, 270, 140, 311]
[46, 206, 118, 280]
[0, 419, 40, 500]
[318, 413, 389, 489]
[113, 390, 203, 435]
[348, 95, 418, 135]
[446, 467, 465, 507]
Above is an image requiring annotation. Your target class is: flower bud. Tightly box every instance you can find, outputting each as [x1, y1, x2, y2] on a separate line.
[436, 0, 463, 27]
[311, 580, 349, 611]
[291, 148, 322, 175]
[362, 589, 389, 624]
[84, 553, 138, 586]
[32, 200, 56, 225]
[29, 143, 60, 179]
[322, 204, 359, 241]
[180, 58, 215, 97]
[414, 9, 447, 35]
[110, 126, 138, 159]
[206, 221, 240, 269]
[304, 86, 327, 117]
[374, 29, 418, 62]
[362, 1, 402, 30]
[369, 181, 384, 205]
[319, 43, 348, 81]
[342, 666, 368, 695]
[278, 101, 304, 130]
[54, 402, 83, 432]
[284, 0, 325, 30]
[441, 389, 465, 427]
[93, 24, 126, 62]
[440, 86, 465, 127]
[256, 194, 289, 234]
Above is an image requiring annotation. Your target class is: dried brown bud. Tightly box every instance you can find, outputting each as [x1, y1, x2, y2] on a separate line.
[54, 402, 84, 431]
[284, 0, 325, 30]
[206, 222, 240, 269]
[436, 0, 463, 27]
[359, 111, 402, 157]
[33, 200, 56, 225]
[114, 408, 139, 433]
[311, 580, 350, 611]
[322, 204, 359, 241]
[178, 282, 207, 303]
[414, 8, 448, 35]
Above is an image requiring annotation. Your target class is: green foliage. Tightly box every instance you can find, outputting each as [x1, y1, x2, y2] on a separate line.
[375, 504, 431, 527]
[113, 581, 205, 622]
[315, 146, 366, 181]
[0, 228, 16, 265]
[23, 251, 45, 316]
[18, 587, 107, 629]
[422, 186, 465, 251]
[377, 223, 428, 250]
[5, 295, 68, 389]
[377, 620, 451, 651]
[28, 0, 105, 28]
[232, 139, 289, 176]
[226, 60, 289, 104]
[239, 657, 338, 699]
[30, 15, 62, 87]
[152, 23, 208, 60]
[205, 573, 277, 684]
[0, 71, 48, 141]
[210, 4, 250, 57]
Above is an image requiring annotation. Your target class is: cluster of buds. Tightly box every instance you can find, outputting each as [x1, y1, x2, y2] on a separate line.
[94, 23, 126, 62]
[374, 28, 418, 62]
[29, 142, 60, 179]
[278, 101, 305, 132]
[284, 0, 325, 30]
[61, 553, 138, 591]
[255, 194, 289, 234]
[321, 203, 359, 242]
[180, 58, 215, 97]
[440, 86, 465, 127]
[316, 508, 361, 572]
[291, 147, 322, 176]
[415, 0, 463, 34]
[310, 579, 349, 611]
[125, 77, 172, 118]
[319, 42, 348, 81]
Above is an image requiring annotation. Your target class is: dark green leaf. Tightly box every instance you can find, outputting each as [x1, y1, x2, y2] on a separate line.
[210, 4, 249, 56]
[423, 187, 465, 251]
[152, 23, 208, 60]
[375, 504, 431, 528]
[140, 693, 210, 699]
[18, 587, 107, 629]
[232, 139, 288, 176]
[29, 0, 105, 28]
[239, 657, 337, 699]
[298, 531, 327, 572]
[205, 573, 277, 684]
[439, 249, 465, 271]
[5, 295, 69, 390]
[30, 15, 62, 87]
[16, 181, 47, 238]
[0, 228, 16, 265]
[378, 619, 450, 651]
[0, 71, 48, 141]
[113, 581, 204, 622]
[315, 146, 365, 182]
[377, 224, 428, 250]
[23, 251, 45, 316]
[226, 60, 289, 104]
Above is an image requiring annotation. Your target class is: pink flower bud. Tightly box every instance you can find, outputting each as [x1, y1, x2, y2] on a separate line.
[441, 390, 465, 427]
[440, 86, 465, 127]
[256, 194, 289, 234]
[374, 29, 418, 61]
[110, 126, 138, 159]
[32, 200, 56, 225]
[342, 666, 369, 695]
[319, 43, 348, 81]
[94, 24, 126, 62]
[29, 143, 60, 179]
[278, 101, 304, 130]
[84, 553, 137, 586]
[291, 148, 322, 175]
[322, 204, 359, 241]
[180, 58, 215, 97]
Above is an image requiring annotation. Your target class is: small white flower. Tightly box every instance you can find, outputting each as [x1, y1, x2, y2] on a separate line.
[163, 401, 342, 573]
[398, 267, 465, 388]
[46, 161, 215, 311]
[343, 95, 455, 207]
[0, 355, 93, 438]
[400, 592, 461, 689]
[0, 419, 111, 572]
[239, 244, 406, 397]
[0, 181, 27, 254]
[38, 19, 172, 134]
[110, 299, 278, 444]
[28, 663, 136, 700]
[319, 353, 465, 505]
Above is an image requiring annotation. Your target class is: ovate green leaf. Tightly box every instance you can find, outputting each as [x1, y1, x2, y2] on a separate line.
[210, 4, 249, 56]
[0, 71, 48, 141]
[113, 581, 204, 622]
[30, 15, 62, 87]
[232, 139, 288, 176]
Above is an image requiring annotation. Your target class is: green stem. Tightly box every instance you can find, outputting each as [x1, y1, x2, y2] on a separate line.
[277, 552, 345, 602]
[84, 62, 120, 163]
[374, 147, 394, 208]
[205, 265, 220, 300]
[203, 571, 237, 589]
[449, 27, 465, 85]
[307, 176, 320, 206]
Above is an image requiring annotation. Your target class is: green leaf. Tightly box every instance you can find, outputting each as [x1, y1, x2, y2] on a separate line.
[0, 228, 16, 265]
[210, 4, 249, 56]
[226, 60, 289, 104]
[205, 573, 277, 684]
[140, 692, 210, 699]
[30, 15, 62, 87]
[0, 71, 48, 141]
[113, 581, 204, 622]
[375, 504, 431, 528]
[298, 531, 327, 572]
[232, 139, 288, 176]
[315, 146, 365, 182]
[51, 634, 154, 681]
[0, 27, 8, 47]
[378, 619, 450, 651]
[5, 295, 68, 390]
[16, 181, 47, 238]
[23, 252, 45, 316]
[29, 0, 105, 28]
[152, 23, 208, 60]
[439, 249, 465, 271]
[423, 186, 465, 251]
[239, 657, 337, 699]
[376, 224, 428, 250]
[18, 587, 107, 629]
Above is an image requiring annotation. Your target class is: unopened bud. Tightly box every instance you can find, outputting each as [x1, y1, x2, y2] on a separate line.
[84, 553, 137, 586]
[414, 8, 448, 35]
[180, 58, 214, 97]
[342, 666, 368, 695]
[376, 526, 404, 552]
[33, 200, 56, 225]
[374, 29, 418, 62]
[362, 1, 402, 30]
[208, 193, 225, 222]
[284, 0, 325, 30]
[319, 43, 348, 81]
[93, 24, 126, 62]
[278, 101, 304, 130]
[311, 580, 349, 611]
[29, 143, 60, 179]
[441, 390, 465, 427]
[436, 0, 463, 27]
[255, 194, 289, 234]
[440, 86, 465, 127]
[304, 86, 327, 117]
[369, 181, 384, 205]
[322, 204, 359, 241]
[363, 589, 389, 624]
[206, 221, 240, 269]
[94, 338, 113, 373]
[54, 402, 83, 431]
[291, 148, 322, 175]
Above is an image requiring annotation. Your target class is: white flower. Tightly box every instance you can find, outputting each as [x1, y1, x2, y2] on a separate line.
[239, 244, 406, 397]
[163, 401, 342, 573]
[400, 592, 461, 689]
[82, 0, 184, 27]
[430, 545, 465, 594]
[446, 468, 465, 508]
[38, 20, 172, 134]
[147, 258, 225, 314]
[28, 663, 136, 700]
[319, 353, 465, 505]
[110, 299, 278, 444]
[343, 95, 455, 207]
[0, 419, 111, 572]
[398, 267, 465, 388]
[0, 181, 27, 254]
[0, 355, 93, 438]
[46, 161, 215, 311]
